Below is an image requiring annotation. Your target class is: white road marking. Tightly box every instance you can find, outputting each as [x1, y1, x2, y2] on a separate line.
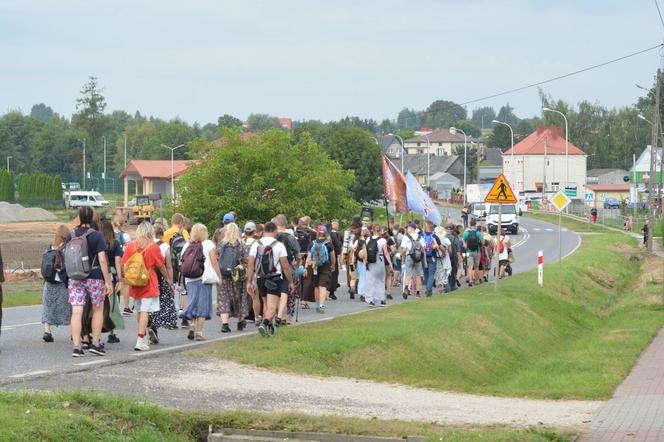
[0, 321, 42, 331]
[562, 232, 583, 260]
[545, 228, 554, 232]
[74, 359, 111, 367]
[8, 370, 52, 379]
[532, 228, 541, 232]
[512, 227, 530, 249]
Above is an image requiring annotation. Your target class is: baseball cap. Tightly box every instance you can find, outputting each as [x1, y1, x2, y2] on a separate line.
[223, 212, 235, 223]
[244, 221, 256, 232]
[408, 223, 417, 229]
[316, 225, 328, 234]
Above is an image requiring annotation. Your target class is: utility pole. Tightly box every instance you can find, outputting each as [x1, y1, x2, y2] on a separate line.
[476, 141, 481, 187]
[124, 134, 128, 168]
[542, 137, 547, 205]
[647, 69, 660, 252]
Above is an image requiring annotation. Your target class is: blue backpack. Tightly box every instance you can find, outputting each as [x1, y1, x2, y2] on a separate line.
[310, 240, 330, 267]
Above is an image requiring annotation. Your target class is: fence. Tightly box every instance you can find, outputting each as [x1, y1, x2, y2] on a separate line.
[532, 201, 654, 234]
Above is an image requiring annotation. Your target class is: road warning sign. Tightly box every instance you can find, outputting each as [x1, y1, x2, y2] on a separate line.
[484, 173, 517, 204]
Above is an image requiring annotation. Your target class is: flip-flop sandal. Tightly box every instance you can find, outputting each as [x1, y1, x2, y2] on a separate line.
[300, 302, 310, 309]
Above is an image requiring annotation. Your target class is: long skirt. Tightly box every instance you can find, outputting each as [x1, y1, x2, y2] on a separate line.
[364, 257, 386, 303]
[42, 282, 72, 326]
[301, 272, 315, 303]
[357, 261, 367, 295]
[149, 272, 178, 329]
[184, 279, 213, 320]
[435, 256, 451, 290]
[216, 276, 248, 318]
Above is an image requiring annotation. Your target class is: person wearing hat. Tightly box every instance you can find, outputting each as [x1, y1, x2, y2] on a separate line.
[242, 221, 261, 325]
[399, 223, 426, 299]
[305, 225, 336, 313]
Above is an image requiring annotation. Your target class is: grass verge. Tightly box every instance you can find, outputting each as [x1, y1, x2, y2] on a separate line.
[0, 391, 571, 442]
[204, 226, 663, 400]
[2, 280, 43, 307]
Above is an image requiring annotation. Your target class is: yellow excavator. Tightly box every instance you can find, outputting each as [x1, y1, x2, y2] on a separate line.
[129, 195, 156, 224]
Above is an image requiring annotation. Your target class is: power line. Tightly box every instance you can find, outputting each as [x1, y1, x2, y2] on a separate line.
[458, 43, 663, 107]
[655, 0, 664, 31]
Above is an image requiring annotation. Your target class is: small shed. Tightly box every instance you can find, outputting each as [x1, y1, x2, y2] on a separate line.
[429, 172, 461, 200]
[119, 160, 197, 207]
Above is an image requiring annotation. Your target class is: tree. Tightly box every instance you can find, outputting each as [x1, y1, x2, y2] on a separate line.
[319, 125, 383, 202]
[378, 118, 396, 134]
[396, 108, 422, 130]
[454, 144, 478, 183]
[247, 113, 281, 132]
[487, 124, 513, 151]
[72, 76, 108, 173]
[496, 103, 519, 126]
[30, 103, 54, 123]
[422, 100, 467, 129]
[337, 116, 378, 133]
[217, 114, 243, 129]
[452, 119, 480, 138]
[471, 106, 496, 130]
[177, 129, 359, 226]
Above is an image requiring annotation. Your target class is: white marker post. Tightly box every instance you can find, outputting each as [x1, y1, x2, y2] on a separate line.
[537, 250, 543, 287]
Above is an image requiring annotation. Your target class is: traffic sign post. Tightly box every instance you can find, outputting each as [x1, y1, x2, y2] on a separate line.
[537, 250, 543, 287]
[550, 190, 571, 265]
[484, 173, 517, 291]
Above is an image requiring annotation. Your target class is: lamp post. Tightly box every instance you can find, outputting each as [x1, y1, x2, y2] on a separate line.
[449, 127, 467, 205]
[102, 135, 107, 193]
[542, 108, 569, 193]
[6, 156, 12, 172]
[393, 134, 405, 173]
[492, 120, 515, 196]
[78, 138, 86, 190]
[162, 143, 185, 199]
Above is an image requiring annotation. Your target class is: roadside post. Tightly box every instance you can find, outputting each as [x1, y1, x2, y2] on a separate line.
[538, 250, 543, 287]
[550, 190, 572, 265]
[484, 173, 517, 291]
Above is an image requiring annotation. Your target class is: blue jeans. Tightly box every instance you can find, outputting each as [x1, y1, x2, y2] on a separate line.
[446, 264, 457, 292]
[424, 256, 437, 294]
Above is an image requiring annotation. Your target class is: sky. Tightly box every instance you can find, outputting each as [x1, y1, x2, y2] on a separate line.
[1, 0, 662, 125]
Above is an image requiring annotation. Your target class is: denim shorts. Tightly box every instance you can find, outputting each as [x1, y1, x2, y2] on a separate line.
[134, 296, 161, 313]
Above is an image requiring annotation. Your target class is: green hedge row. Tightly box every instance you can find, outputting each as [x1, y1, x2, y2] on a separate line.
[18, 173, 62, 201]
[0, 170, 15, 202]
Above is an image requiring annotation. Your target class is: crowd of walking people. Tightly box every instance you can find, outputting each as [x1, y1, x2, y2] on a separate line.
[0, 206, 514, 357]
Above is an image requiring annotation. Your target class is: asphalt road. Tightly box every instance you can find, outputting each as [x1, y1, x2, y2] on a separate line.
[0, 211, 581, 385]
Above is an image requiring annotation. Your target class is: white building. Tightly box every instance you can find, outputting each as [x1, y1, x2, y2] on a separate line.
[502, 127, 587, 198]
[405, 128, 482, 157]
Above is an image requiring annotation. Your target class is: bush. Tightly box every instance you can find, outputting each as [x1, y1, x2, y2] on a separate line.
[0, 170, 14, 201]
[17, 172, 62, 201]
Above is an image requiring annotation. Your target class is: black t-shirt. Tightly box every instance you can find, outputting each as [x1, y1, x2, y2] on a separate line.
[106, 239, 124, 282]
[311, 240, 334, 271]
[68, 226, 108, 280]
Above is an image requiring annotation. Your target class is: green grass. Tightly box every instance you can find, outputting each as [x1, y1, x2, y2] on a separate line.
[2, 280, 43, 307]
[0, 392, 570, 442]
[204, 228, 664, 400]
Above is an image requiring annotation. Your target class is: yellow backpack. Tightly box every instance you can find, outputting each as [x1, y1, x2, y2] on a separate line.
[123, 249, 149, 287]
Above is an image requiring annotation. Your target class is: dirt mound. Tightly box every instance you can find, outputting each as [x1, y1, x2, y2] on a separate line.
[0, 202, 57, 223]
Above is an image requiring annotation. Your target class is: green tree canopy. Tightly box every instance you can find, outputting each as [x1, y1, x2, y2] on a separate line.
[422, 100, 466, 129]
[247, 113, 281, 132]
[471, 106, 496, 130]
[177, 129, 359, 227]
[217, 114, 243, 129]
[30, 103, 54, 123]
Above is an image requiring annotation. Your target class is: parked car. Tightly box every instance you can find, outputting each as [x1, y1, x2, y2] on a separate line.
[469, 202, 486, 220]
[603, 198, 620, 209]
[626, 201, 648, 210]
[65, 191, 110, 209]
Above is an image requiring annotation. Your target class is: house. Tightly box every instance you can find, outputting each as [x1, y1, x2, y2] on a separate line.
[629, 145, 663, 205]
[583, 184, 631, 207]
[395, 154, 464, 187]
[503, 126, 587, 197]
[483, 147, 502, 166]
[378, 134, 403, 158]
[587, 168, 629, 185]
[278, 118, 293, 130]
[404, 129, 482, 157]
[119, 160, 198, 207]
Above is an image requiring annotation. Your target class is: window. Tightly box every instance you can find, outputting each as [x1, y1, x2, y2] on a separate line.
[437, 148, 445, 156]
[438, 142, 442, 146]
[417, 142, 421, 147]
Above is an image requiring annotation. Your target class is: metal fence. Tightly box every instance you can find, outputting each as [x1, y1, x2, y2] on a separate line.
[532, 200, 653, 233]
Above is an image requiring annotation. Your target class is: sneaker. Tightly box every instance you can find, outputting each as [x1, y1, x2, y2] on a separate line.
[81, 340, 90, 350]
[318, 305, 326, 314]
[194, 332, 206, 341]
[187, 328, 195, 340]
[258, 322, 269, 337]
[387, 293, 393, 300]
[329, 293, 337, 300]
[274, 318, 282, 328]
[359, 295, 365, 302]
[221, 324, 231, 333]
[43, 332, 54, 343]
[107, 334, 120, 344]
[368, 301, 375, 308]
[72, 348, 84, 358]
[89, 342, 106, 356]
[402, 291, 408, 300]
[426, 290, 432, 297]
[148, 326, 159, 345]
[237, 320, 246, 331]
[134, 337, 150, 351]
[122, 308, 134, 316]
[255, 315, 263, 327]
[268, 324, 275, 336]
[350, 293, 355, 300]
[181, 318, 190, 328]
[380, 300, 387, 307]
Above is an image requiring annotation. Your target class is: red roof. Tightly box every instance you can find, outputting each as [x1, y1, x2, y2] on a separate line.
[278, 118, 292, 130]
[119, 160, 198, 179]
[504, 127, 585, 155]
[585, 184, 630, 192]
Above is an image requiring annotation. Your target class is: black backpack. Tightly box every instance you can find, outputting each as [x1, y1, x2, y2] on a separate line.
[295, 227, 313, 257]
[217, 243, 240, 278]
[409, 234, 424, 263]
[366, 237, 379, 264]
[170, 229, 187, 282]
[256, 242, 279, 279]
[467, 230, 479, 251]
[277, 232, 300, 264]
[41, 246, 64, 283]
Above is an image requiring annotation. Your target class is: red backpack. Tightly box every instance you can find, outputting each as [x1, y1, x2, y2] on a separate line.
[180, 242, 205, 278]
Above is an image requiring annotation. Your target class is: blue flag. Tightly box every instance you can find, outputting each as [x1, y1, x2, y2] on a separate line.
[406, 171, 442, 226]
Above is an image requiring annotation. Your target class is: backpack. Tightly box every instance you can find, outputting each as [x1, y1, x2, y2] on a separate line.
[467, 230, 479, 251]
[355, 238, 368, 263]
[255, 241, 279, 279]
[310, 240, 330, 267]
[276, 232, 300, 264]
[41, 246, 64, 283]
[499, 238, 505, 254]
[366, 237, 379, 264]
[447, 235, 458, 267]
[180, 242, 206, 279]
[64, 229, 97, 280]
[408, 234, 424, 263]
[117, 230, 128, 251]
[123, 248, 149, 287]
[217, 243, 240, 278]
[170, 229, 187, 281]
[295, 227, 313, 257]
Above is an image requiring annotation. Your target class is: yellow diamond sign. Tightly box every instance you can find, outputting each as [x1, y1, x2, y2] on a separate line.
[550, 190, 571, 212]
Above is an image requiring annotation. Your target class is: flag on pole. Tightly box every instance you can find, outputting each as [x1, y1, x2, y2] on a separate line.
[405, 171, 442, 226]
[381, 153, 408, 214]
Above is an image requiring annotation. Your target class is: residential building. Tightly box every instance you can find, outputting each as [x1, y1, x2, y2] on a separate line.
[119, 160, 198, 207]
[378, 134, 403, 158]
[395, 154, 464, 187]
[586, 168, 629, 185]
[583, 184, 631, 207]
[278, 118, 293, 130]
[404, 128, 481, 157]
[629, 145, 663, 205]
[503, 126, 587, 197]
[429, 172, 461, 200]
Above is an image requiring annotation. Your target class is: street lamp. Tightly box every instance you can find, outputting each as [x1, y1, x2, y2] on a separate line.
[449, 127, 467, 205]
[6, 156, 12, 172]
[102, 135, 107, 193]
[492, 120, 516, 197]
[78, 138, 86, 190]
[162, 143, 185, 199]
[542, 107, 569, 193]
[392, 134, 405, 173]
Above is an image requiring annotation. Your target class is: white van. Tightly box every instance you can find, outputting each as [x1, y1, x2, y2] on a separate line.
[65, 191, 110, 209]
[486, 203, 520, 235]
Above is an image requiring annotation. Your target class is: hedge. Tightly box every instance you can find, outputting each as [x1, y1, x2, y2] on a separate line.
[0, 170, 15, 202]
[17, 172, 62, 201]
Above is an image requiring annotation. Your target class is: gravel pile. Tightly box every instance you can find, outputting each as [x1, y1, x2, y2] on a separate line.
[0, 202, 57, 223]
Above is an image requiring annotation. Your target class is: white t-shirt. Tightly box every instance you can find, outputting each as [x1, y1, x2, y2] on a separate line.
[400, 232, 425, 253]
[249, 236, 288, 276]
[155, 239, 169, 259]
[498, 235, 511, 260]
[181, 239, 215, 283]
[370, 236, 387, 259]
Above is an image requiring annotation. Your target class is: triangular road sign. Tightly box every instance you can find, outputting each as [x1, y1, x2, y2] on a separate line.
[484, 173, 517, 204]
